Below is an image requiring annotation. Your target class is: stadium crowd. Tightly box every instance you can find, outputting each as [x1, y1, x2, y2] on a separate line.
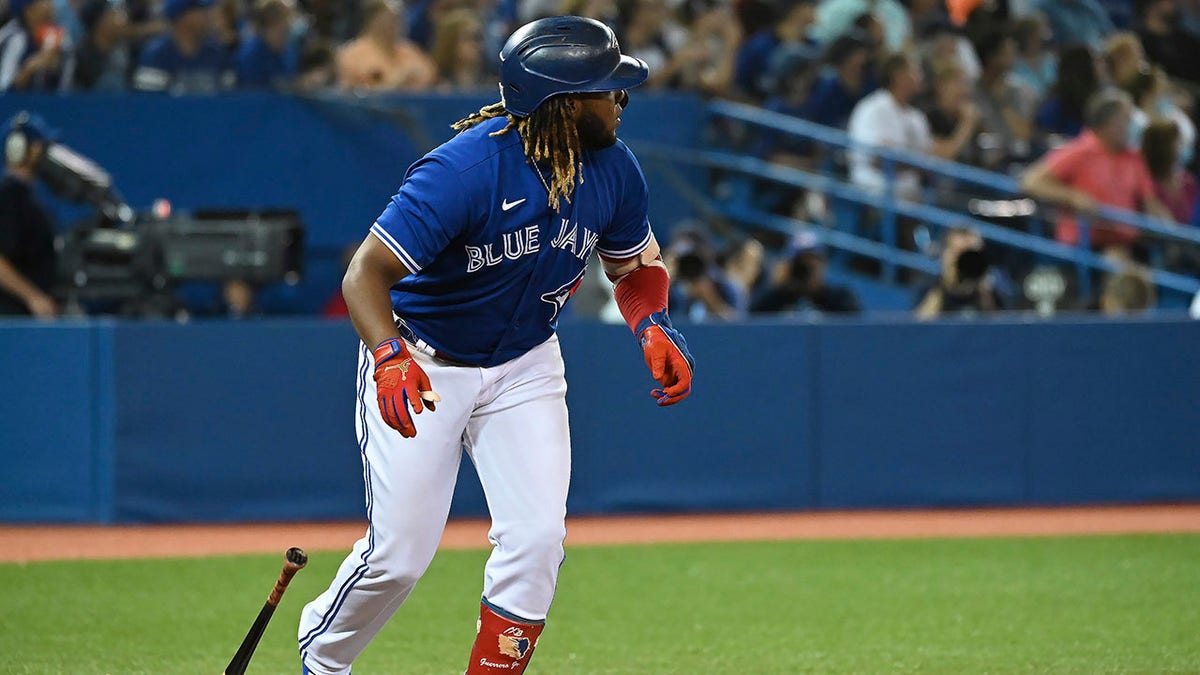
[1, 0, 1198, 319]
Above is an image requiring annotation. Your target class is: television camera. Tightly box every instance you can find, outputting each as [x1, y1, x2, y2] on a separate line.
[41, 141, 304, 317]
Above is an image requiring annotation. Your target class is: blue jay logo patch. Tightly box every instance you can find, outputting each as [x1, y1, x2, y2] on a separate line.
[540, 267, 587, 324]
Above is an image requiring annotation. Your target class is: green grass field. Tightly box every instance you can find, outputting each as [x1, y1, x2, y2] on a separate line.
[1, 534, 1197, 674]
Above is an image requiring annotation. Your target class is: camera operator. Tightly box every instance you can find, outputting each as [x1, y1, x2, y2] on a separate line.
[750, 231, 861, 316]
[914, 227, 1003, 318]
[664, 232, 740, 321]
[0, 112, 58, 318]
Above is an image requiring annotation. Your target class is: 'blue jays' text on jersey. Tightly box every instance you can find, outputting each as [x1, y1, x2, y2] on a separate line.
[370, 115, 652, 367]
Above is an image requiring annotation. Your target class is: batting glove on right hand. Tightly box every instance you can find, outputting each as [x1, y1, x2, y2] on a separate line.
[372, 338, 440, 437]
[636, 310, 695, 406]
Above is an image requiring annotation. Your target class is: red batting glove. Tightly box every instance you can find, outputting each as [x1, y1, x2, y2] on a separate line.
[636, 311, 695, 406]
[372, 338, 439, 437]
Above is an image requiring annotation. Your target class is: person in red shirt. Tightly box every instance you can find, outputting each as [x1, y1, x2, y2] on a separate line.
[1020, 89, 1174, 254]
[1141, 117, 1199, 224]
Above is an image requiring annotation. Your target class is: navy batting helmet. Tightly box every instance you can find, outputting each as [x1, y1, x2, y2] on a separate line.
[499, 15, 649, 118]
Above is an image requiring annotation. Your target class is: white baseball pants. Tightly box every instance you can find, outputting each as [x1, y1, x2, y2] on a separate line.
[298, 335, 571, 675]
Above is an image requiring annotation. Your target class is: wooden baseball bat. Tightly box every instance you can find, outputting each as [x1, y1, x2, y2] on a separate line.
[223, 547, 308, 675]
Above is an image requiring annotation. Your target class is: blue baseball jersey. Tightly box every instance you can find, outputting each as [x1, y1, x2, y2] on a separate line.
[133, 34, 233, 93]
[235, 35, 295, 89]
[370, 115, 651, 367]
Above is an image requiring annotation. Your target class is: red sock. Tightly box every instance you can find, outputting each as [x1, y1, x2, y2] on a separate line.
[465, 601, 545, 673]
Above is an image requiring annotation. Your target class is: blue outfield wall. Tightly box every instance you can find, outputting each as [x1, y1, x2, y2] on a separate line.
[1, 319, 1197, 523]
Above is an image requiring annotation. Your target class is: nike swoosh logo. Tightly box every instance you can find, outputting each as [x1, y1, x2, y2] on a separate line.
[501, 198, 526, 211]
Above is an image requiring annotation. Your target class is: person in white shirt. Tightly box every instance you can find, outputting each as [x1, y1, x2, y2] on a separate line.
[847, 51, 932, 200]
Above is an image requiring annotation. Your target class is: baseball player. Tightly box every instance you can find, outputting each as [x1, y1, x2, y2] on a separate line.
[298, 15, 694, 675]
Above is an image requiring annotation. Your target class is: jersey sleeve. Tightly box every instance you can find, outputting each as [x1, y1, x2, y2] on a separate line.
[370, 156, 472, 273]
[596, 146, 652, 260]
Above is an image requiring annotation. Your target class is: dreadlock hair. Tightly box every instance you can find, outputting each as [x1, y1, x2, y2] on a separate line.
[451, 97, 583, 212]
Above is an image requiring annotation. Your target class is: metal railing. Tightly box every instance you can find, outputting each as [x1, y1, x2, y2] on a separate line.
[639, 99, 1200, 301]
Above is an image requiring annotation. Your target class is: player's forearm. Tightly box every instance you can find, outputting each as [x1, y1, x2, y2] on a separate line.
[342, 263, 403, 349]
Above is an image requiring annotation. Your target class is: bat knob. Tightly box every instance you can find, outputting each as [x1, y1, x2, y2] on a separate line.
[286, 547, 308, 568]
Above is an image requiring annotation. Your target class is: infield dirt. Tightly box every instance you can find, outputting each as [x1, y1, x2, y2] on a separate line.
[2, 504, 1198, 563]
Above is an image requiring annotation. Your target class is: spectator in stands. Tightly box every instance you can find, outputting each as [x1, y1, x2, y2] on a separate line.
[945, 0, 983, 26]
[1020, 90, 1175, 254]
[1180, 0, 1200, 37]
[924, 62, 981, 165]
[560, 0, 620, 25]
[1035, 0, 1115, 48]
[734, 0, 816, 101]
[237, 0, 297, 89]
[720, 236, 766, 314]
[429, 7, 486, 91]
[213, 0, 242, 53]
[1101, 31, 1146, 89]
[1141, 118, 1199, 223]
[812, 0, 910, 52]
[750, 231, 861, 315]
[336, 0, 437, 91]
[663, 230, 740, 321]
[936, 225, 983, 278]
[758, 48, 820, 168]
[404, 0, 452, 49]
[300, 0, 361, 45]
[652, 1, 740, 96]
[908, 0, 953, 40]
[1123, 65, 1196, 156]
[1135, 0, 1200, 84]
[1010, 13, 1056, 97]
[971, 27, 1038, 170]
[916, 223, 1003, 314]
[800, 34, 874, 130]
[1099, 267, 1155, 314]
[0, 112, 58, 318]
[847, 52, 932, 200]
[619, 0, 684, 88]
[850, 11, 887, 51]
[1036, 44, 1104, 139]
[0, 0, 74, 92]
[915, 17, 981, 83]
[295, 40, 337, 91]
[116, 0, 170, 58]
[74, 0, 132, 91]
[133, 0, 234, 93]
[1099, 0, 1139, 29]
[915, 248, 1002, 317]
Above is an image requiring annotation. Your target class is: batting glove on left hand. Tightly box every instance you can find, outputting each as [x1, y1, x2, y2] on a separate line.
[636, 310, 695, 406]
[372, 338, 440, 437]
